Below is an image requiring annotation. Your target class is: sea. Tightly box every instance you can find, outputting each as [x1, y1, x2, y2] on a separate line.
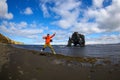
[12, 44, 120, 64]
[13, 44, 120, 58]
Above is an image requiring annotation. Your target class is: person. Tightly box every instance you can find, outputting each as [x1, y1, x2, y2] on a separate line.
[41, 33, 56, 54]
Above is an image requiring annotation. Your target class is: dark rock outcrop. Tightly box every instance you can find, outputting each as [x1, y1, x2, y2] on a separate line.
[67, 32, 85, 47]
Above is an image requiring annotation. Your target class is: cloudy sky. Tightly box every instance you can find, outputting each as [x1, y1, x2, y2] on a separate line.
[0, 0, 120, 45]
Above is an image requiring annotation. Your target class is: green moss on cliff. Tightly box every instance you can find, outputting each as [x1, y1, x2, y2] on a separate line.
[0, 33, 23, 44]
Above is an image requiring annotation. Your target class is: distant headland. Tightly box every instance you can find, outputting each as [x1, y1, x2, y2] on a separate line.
[0, 33, 23, 44]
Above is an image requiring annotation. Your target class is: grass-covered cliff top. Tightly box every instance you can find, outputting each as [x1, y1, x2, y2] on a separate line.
[0, 33, 23, 44]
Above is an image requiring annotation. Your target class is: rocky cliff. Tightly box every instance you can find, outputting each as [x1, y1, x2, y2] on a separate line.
[0, 33, 23, 44]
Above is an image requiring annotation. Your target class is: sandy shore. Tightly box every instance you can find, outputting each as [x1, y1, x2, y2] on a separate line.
[0, 43, 120, 80]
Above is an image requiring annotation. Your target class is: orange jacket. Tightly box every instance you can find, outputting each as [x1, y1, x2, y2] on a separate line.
[43, 33, 55, 44]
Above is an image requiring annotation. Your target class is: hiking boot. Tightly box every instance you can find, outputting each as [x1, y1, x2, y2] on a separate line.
[40, 49, 43, 52]
[53, 52, 56, 54]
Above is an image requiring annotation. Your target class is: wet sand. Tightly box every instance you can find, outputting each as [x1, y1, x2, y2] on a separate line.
[0, 43, 120, 80]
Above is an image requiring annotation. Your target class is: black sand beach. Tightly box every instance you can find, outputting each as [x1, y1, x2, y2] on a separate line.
[0, 43, 120, 80]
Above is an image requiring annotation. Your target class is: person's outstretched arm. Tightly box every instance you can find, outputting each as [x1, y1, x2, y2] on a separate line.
[51, 33, 56, 38]
[43, 36, 46, 39]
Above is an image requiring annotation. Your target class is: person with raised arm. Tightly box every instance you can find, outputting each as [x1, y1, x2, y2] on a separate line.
[41, 33, 56, 54]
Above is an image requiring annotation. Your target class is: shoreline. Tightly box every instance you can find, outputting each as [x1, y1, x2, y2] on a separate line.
[0, 43, 120, 80]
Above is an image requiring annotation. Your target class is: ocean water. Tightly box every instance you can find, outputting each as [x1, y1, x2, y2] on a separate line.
[13, 44, 120, 58]
[11, 44, 120, 64]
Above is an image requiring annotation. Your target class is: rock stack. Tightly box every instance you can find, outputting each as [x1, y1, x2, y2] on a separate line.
[67, 32, 85, 47]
